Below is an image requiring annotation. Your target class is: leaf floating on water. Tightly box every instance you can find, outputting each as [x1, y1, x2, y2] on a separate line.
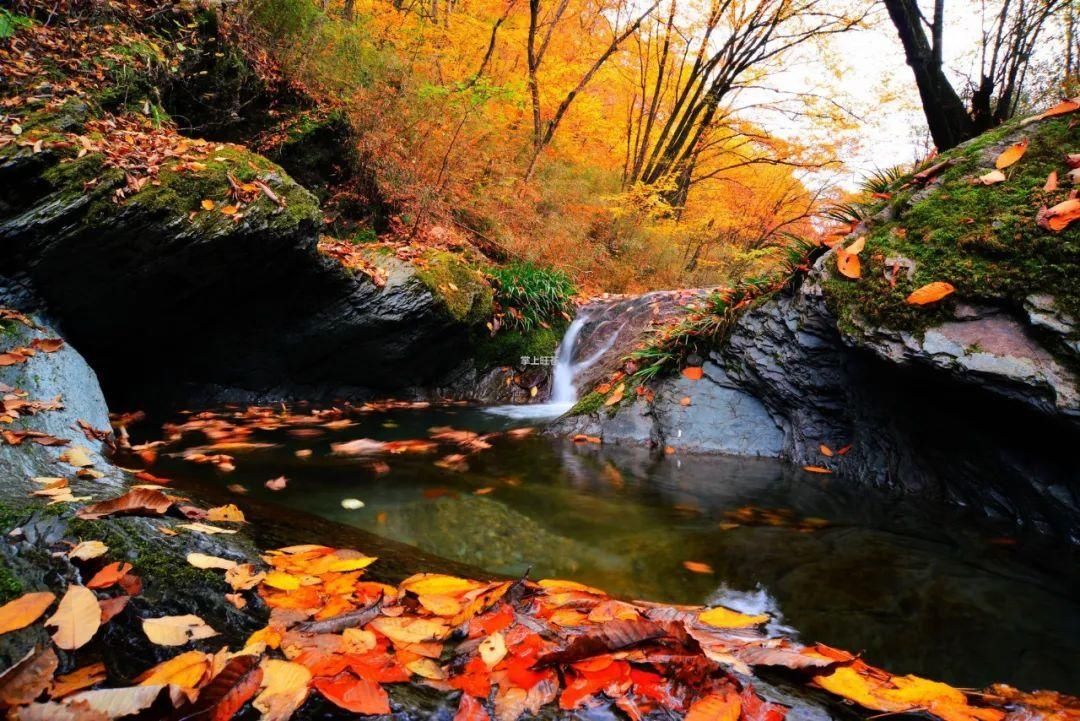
[686, 691, 741, 721]
[0, 592, 56, 636]
[265, 476, 288, 491]
[206, 504, 246, 523]
[905, 281, 956, 306]
[313, 672, 390, 714]
[341, 498, 365, 510]
[994, 138, 1028, 169]
[134, 650, 210, 689]
[177, 522, 237, 535]
[49, 662, 107, 699]
[254, 659, 311, 721]
[46, 586, 101, 650]
[142, 614, 218, 646]
[698, 606, 769, 629]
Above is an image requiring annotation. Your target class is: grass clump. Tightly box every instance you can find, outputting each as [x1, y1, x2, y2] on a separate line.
[488, 262, 575, 333]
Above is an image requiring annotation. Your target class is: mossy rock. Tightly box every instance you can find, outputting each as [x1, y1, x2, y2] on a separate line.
[821, 116, 1080, 340]
[413, 250, 494, 325]
[473, 325, 562, 368]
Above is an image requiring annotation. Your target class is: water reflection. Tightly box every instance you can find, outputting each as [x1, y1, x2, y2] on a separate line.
[154, 405, 1080, 695]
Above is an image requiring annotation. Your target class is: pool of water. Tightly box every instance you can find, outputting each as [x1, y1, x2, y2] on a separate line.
[151, 403, 1080, 696]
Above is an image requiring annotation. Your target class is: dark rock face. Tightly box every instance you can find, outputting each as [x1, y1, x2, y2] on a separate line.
[0, 139, 484, 411]
[553, 276, 1080, 540]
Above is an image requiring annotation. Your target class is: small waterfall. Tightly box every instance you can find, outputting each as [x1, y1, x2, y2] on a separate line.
[484, 307, 597, 419]
[549, 314, 589, 404]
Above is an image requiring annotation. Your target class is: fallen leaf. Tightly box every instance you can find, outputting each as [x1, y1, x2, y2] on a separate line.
[994, 138, 1028, 169]
[686, 691, 741, 721]
[265, 476, 287, 491]
[682, 366, 703, 381]
[906, 281, 956, 306]
[76, 488, 172, 520]
[59, 447, 94, 468]
[835, 248, 861, 279]
[46, 586, 101, 650]
[86, 562, 133, 590]
[1045, 171, 1059, 191]
[1037, 198, 1080, 231]
[698, 606, 769, 628]
[803, 465, 832, 474]
[819, 444, 834, 457]
[254, 659, 311, 721]
[683, 561, 713, 574]
[206, 504, 245, 523]
[68, 541, 109, 562]
[134, 650, 210, 688]
[187, 553, 238, 571]
[49, 663, 107, 699]
[0, 592, 56, 635]
[0, 647, 58, 707]
[313, 672, 390, 714]
[201, 199, 215, 210]
[65, 685, 168, 718]
[975, 169, 1007, 185]
[142, 614, 218, 646]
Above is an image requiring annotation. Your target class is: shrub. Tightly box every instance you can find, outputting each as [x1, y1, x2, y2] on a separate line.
[488, 262, 575, 332]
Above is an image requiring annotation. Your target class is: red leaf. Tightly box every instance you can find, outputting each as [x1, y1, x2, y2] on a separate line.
[454, 693, 491, 721]
[86, 562, 133, 590]
[313, 672, 391, 715]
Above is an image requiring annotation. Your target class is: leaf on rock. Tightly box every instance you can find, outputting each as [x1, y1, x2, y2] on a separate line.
[135, 651, 211, 689]
[68, 541, 108, 562]
[176, 654, 262, 721]
[206, 504, 246, 523]
[86, 562, 133, 590]
[0, 591, 56, 635]
[0, 647, 59, 707]
[682, 366, 703, 381]
[905, 282, 956, 306]
[76, 489, 172, 520]
[187, 553, 238, 571]
[253, 659, 311, 721]
[65, 685, 170, 718]
[686, 691, 741, 721]
[1036, 198, 1080, 232]
[46, 586, 101, 650]
[313, 672, 390, 715]
[142, 614, 218, 646]
[835, 248, 861, 279]
[49, 663, 107, 699]
[975, 169, 1007, 185]
[994, 138, 1028, 169]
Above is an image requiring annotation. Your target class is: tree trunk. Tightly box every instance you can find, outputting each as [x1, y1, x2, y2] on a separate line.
[882, 0, 975, 150]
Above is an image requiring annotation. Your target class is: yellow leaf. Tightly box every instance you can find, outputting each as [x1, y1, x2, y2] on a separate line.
[845, 236, 866, 255]
[134, 650, 210, 688]
[479, 632, 507, 668]
[0, 591, 55, 635]
[994, 138, 1028, 169]
[220, 205, 239, 215]
[200, 199, 215, 211]
[254, 659, 311, 721]
[46, 586, 100, 650]
[142, 614, 218, 646]
[186, 553, 237, 571]
[264, 571, 301, 591]
[399, 574, 483, 597]
[698, 606, 769, 628]
[406, 658, 447, 680]
[835, 248, 861, 279]
[417, 594, 461, 617]
[369, 616, 451, 644]
[206, 504, 245, 523]
[59, 447, 93, 468]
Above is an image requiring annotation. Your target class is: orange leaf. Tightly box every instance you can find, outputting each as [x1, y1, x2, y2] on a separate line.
[314, 672, 390, 715]
[86, 562, 133, 590]
[835, 249, 861, 279]
[201, 199, 215, 211]
[845, 236, 866, 255]
[682, 561, 713, 574]
[454, 693, 491, 721]
[905, 282, 956, 306]
[1044, 171, 1058, 191]
[819, 444, 834, 457]
[0, 591, 55, 635]
[686, 691, 741, 721]
[682, 366, 703, 381]
[46, 585, 101, 650]
[994, 138, 1028, 169]
[803, 465, 832, 474]
[1037, 198, 1080, 232]
[1035, 99, 1080, 120]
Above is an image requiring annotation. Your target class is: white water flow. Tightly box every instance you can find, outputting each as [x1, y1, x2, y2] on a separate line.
[484, 310, 596, 419]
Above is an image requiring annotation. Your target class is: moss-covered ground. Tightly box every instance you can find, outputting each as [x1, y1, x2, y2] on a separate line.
[822, 117, 1080, 337]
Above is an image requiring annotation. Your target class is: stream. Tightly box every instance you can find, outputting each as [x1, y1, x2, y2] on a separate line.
[153, 402, 1080, 697]
[142, 300, 1080, 698]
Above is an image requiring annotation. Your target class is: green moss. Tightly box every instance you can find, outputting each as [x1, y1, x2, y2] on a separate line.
[115, 146, 319, 232]
[66, 518, 226, 597]
[569, 391, 605, 416]
[0, 565, 23, 604]
[474, 326, 561, 368]
[823, 117, 1080, 337]
[414, 250, 494, 324]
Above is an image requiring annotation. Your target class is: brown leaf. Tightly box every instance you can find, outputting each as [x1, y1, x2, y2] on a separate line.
[76, 488, 172, 520]
[45, 586, 101, 650]
[0, 647, 58, 707]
